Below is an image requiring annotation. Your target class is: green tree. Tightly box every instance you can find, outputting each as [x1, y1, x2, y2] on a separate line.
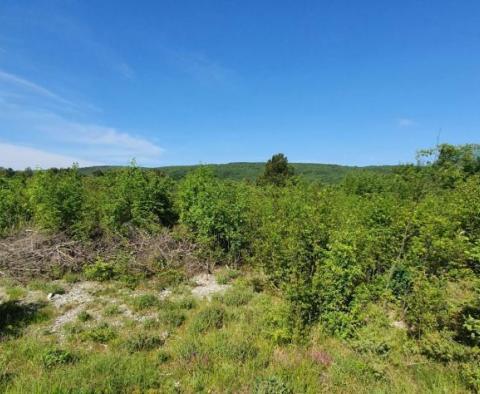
[258, 153, 294, 186]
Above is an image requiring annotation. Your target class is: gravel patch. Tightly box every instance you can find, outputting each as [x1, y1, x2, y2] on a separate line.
[49, 281, 99, 308]
[190, 273, 230, 300]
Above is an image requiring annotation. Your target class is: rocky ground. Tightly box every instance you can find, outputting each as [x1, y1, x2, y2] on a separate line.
[0, 272, 231, 339]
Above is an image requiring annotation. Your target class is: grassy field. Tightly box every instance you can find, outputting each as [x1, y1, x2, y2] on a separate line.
[0, 268, 469, 393]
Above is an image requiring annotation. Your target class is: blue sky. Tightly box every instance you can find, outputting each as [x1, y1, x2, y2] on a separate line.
[0, 0, 479, 169]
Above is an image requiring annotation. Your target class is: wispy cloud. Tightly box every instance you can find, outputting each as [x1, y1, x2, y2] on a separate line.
[161, 46, 236, 86]
[397, 118, 417, 127]
[0, 69, 75, 107]
[116, 62, 135, 79]
[0, 3, 134, 80]
[0, 142, 99, 169]
[33, 112, 164, 163]
[0, 71, 163, 168]
[0, 103, 164, 166]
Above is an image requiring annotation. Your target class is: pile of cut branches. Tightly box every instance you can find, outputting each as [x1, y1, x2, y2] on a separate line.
[0, 229, 206, 281]
[0, 231, 95, 281]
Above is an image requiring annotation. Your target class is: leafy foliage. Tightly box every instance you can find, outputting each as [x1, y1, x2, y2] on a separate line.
[2, 143, 480, 371]
[178, 167, 250, 260]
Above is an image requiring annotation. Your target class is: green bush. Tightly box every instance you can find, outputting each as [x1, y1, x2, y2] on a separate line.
[84, 258, 119, 281]
[463, 315, 480, 346]
[403, 274, 449, 337]
[100, 165, 177, 234]
[27, 167, 86, 235]
[0, 177, 29, 236]
[178, 167, 251, 261]
[462, 363, 480, 393]
[419, 331, 469, 362]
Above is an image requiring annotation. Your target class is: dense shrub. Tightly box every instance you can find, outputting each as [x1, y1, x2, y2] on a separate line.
[100, 165, 177, 234]
[27, 167, 85, 235]
[178, 167, 250, 261]
[0, 177, 29, 236]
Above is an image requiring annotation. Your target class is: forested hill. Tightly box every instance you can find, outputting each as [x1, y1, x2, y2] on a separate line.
[80, 162, 397, 183]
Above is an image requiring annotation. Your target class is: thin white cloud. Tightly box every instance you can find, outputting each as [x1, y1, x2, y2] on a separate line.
[1, 3, 134, 80]
[116, 63, 135, 79]
[0, 69, 74, 107]
[0, 66, 162, 167]
[0, 103, 164, 165]
[161, 46, 236, 86]
[397, 118, 417, 127]
[0, 142, 99, 170]
[36, 114, 164, 162]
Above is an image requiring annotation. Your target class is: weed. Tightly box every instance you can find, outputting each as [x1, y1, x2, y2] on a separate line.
[103, 304, 121, 316]
[130, 294, 159, 311]
[207, 332, 258, 362]
[159, 308, 186, 328]
[82, 323, 117, 343]
[254, 376, 292, 394]
[6, 287, 26, 301]
[247, 276, 266, 293]
[190, 305, 225, 334]
[63, 272, 81, 283]
[143, 318, 161, 329]
[215, 268, 240, 285]
[176, 296, 197, 310]
[156, 350, 171, 364]
[42, 349, 77, 368]
[63, 322, 85, 336]
[28, 281, 65, 295]
[215, 286, 253, 307]
[124, 333, 164, 353]
[77, 311, 93, 322]
[176, 337, 202, 361]
[156, 269, 186, 290]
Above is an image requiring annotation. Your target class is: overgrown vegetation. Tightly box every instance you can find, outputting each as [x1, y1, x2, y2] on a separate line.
[1, 143, 480, 392]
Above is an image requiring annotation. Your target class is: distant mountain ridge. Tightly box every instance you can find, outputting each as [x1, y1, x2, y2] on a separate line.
[79, 162, 397, 184]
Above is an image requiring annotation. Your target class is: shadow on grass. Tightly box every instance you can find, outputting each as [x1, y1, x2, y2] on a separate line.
[0, 300, 47, 338]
